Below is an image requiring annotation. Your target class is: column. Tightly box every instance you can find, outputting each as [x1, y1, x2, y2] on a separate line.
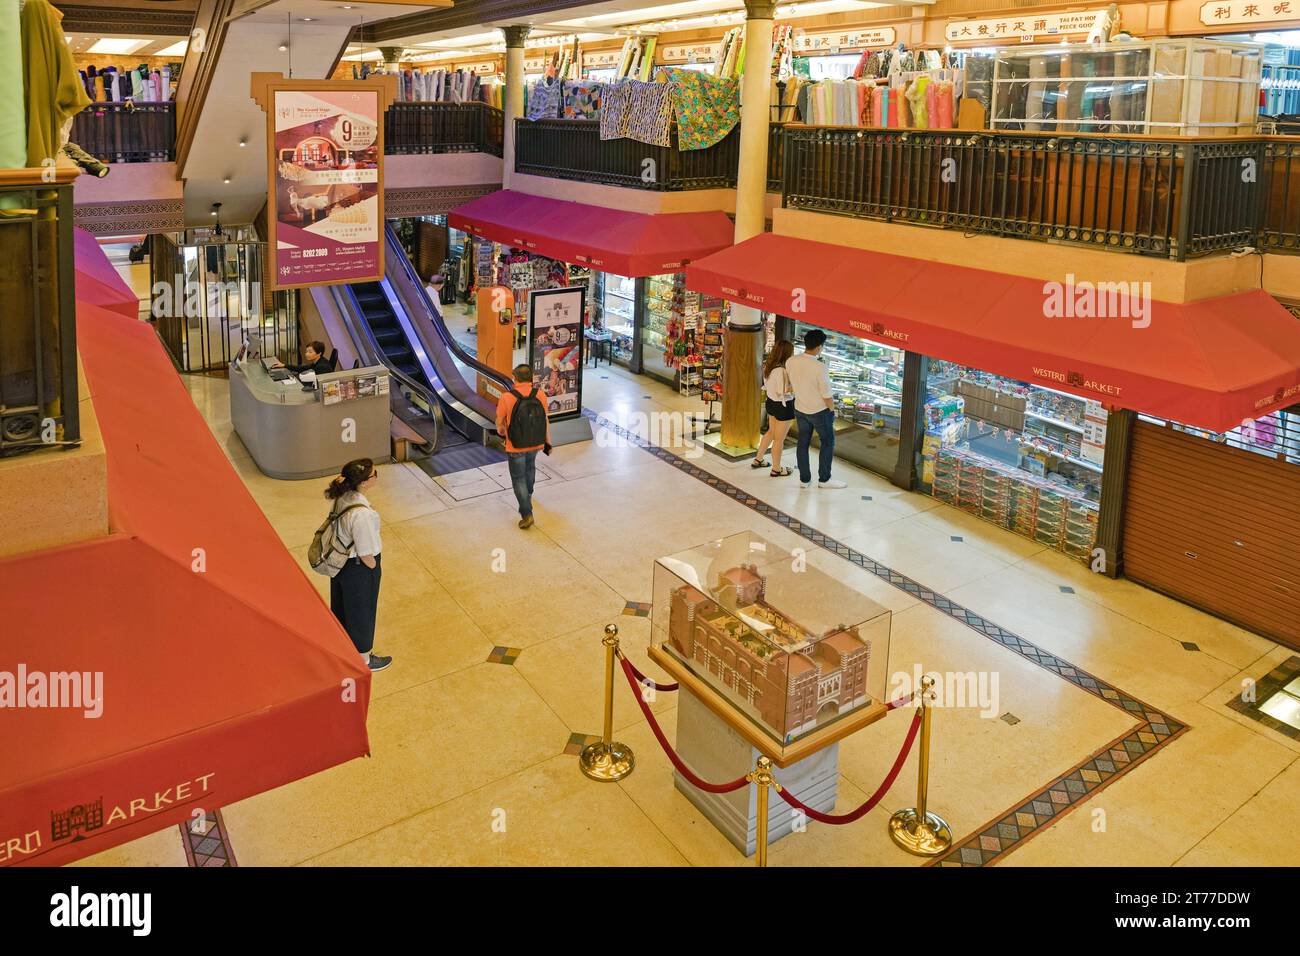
[720, 0, 776, 451]
[501, 25, 531, 189]
[379, 46, 403, 74]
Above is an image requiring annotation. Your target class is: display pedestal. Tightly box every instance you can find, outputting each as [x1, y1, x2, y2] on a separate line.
[674, 686, 838, 857]
[549, 415, 593, 447]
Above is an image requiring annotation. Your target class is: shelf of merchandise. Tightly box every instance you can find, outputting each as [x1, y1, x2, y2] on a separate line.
[1026, 409, 1085, 434]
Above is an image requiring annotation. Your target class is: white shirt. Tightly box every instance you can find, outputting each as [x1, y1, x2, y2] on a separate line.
[785, 351, 833, 415]
[336, 491, 382, 558]
[763, 365, 793, 403]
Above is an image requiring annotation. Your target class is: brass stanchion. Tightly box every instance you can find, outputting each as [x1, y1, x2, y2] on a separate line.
[579, 624, 635, 782]
[748, 755, 776, 868]
[888, 674, 953, 856]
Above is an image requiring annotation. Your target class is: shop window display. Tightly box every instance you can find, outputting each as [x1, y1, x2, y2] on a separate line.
[790, 321, 906, 479]
[596, 272, 637, 366]
[921, 362, 1104, 560]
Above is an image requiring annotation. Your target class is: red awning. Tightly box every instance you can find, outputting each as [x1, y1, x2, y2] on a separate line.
[72, 228, 139, 320]
[0, 246, 370, 865]
[686, 233, 1300, 432]
[448, 189, 734, 277]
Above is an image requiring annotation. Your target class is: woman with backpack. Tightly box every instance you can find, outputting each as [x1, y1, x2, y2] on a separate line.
[495, 364, 552, 529]
[752, 339, 796, 478]
[324, 458, 392, 672]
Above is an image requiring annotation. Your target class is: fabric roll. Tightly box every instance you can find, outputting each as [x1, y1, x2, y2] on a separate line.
[20, 0, 90, 168]
[0, 0, 25, 175]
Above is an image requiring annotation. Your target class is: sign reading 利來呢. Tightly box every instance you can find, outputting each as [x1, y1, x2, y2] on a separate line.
[1199, 0, 1300, 25]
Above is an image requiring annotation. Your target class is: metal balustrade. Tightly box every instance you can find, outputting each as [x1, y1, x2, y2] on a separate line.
[780, 126, 1284, 261]
[384, 102, 503, 157]
[69, 102, 175, 164]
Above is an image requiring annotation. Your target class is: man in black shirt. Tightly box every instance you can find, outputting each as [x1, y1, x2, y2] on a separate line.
[281, 341, 333, 376]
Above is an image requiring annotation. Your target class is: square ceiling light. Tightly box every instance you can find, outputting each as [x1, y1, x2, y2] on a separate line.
[153, 40, 190, 57]
[88, 38, 153, 55]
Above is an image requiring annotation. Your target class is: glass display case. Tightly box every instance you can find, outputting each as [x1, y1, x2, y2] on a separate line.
[652, 531, 891, 746]
[791, 320, 906, 479]
[598, 271, 637, 367]
[642, 273, 677, 384]
[983, 38, 1262, 135]
[920, 361, 1104, 560]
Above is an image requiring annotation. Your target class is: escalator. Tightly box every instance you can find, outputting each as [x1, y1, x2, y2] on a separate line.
[327, 224, 512, 460]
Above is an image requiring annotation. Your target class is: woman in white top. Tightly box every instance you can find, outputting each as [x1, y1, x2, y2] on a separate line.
[325, 458, 392, 672]
[752, 339, 796, 477]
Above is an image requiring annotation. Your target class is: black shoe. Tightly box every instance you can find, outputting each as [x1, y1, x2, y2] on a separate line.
[367, 654, 393, 672]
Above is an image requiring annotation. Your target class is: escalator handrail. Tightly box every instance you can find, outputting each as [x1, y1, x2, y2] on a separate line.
[328, 282, 439, 412]
[383, 223, 513, 391]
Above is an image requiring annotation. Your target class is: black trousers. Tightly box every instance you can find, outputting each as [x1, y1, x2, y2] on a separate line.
[330, 554, 382, 654]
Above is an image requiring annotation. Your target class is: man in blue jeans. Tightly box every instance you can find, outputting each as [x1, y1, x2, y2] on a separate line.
[785, 328, 847, 489]
[495, 364, 552, 529]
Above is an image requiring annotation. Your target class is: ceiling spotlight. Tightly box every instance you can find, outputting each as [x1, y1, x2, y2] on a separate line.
[239, 139, 247, 147]
[223, 176, 231, 184]
[279, 43, 288, 51]
[301, 16, 314, 21]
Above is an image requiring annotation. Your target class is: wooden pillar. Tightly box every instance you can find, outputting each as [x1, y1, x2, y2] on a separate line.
[719, 0, 776, 451]
[501, 25, 530, 189]
[1094, 408, 1135, 579]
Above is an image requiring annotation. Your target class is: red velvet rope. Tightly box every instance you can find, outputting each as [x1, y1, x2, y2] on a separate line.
[886, 693, 914, 711]
[620, 654, 679, 693]
[775, 708, 923, 825]
[617, 656, 749, 794]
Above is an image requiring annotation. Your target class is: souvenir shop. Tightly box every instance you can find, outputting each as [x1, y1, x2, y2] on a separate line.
[918, 362, 1106, 561]
[785, 319, 908, 479]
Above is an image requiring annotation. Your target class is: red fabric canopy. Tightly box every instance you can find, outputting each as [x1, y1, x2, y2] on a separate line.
[687, 233, 1300, 432]
[72, 228, 139, 320]
[0, 246, 370, 866]
[448, 189, 734, 277]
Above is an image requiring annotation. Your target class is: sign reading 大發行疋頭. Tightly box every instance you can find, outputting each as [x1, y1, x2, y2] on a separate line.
[944, 10, 1109, 42]
[270, 87, 382, 289]
[527, 286, 586, 421]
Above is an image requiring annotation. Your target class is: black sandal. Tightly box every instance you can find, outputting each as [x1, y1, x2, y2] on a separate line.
[769, 467, 792, 477]
[750, 458, 769, 469]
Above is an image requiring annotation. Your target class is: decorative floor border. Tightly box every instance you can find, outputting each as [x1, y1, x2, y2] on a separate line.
[179, 809, 237, 867]
[584, 409, 1189, 866]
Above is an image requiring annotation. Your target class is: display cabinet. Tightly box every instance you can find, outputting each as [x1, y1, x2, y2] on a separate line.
[651, 532, 891, 747]
[984, 38, 1262, 135]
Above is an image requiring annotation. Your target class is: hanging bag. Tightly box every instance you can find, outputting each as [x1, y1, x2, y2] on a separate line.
[308, 503, 366, 577]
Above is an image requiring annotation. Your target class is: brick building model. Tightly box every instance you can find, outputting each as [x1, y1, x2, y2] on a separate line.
[666, 564, 872, 740]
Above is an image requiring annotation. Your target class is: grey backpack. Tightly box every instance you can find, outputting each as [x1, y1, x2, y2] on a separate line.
[308, 503, 365, 577]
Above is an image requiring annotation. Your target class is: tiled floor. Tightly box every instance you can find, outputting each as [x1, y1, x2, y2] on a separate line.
[79, 363, 1300, 868]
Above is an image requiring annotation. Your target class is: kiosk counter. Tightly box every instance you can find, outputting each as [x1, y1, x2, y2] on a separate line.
[230, 359, 392, 480]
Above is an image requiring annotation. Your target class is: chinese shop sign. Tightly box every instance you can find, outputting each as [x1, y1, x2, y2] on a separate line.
[1200, 0, 1300, 25]
[791, 28, 897, 53]
[944, 10, 1109, 42]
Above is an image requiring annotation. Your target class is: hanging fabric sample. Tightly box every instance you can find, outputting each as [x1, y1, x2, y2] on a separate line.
[666, 69, 740, 150]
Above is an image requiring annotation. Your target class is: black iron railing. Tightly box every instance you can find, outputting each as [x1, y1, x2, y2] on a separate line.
[0, 174, 78, 455]
[385, 102, 503, 157]
[780, 126, 1270, 261]
[1261, 139, 1300, 253]
[69, 102, 175, 164]
[767, 122, 785, 192]
[514, 118, 741, 190]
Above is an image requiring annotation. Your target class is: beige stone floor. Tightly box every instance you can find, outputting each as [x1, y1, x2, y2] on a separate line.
[77, 361, 1300, 867]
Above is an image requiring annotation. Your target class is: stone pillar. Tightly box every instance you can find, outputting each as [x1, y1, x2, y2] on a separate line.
[719, 0, 775, 451]
[501, 25, 531, 189]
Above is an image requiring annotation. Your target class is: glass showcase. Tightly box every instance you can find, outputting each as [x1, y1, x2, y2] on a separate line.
[791, 320, 906, 479]
[920, 361, 1105, 559]
[597, 271, 636, 367]
[652, 531, 891, 746]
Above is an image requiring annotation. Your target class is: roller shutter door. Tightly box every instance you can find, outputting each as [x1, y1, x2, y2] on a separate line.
[1123, 419, 1300, 649]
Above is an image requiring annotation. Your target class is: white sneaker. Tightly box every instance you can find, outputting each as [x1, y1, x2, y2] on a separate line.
[818, 479, 847, 489]
[799, 481, 811, 488]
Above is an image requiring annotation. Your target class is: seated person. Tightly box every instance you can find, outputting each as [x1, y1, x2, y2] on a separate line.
[277, 341, 333, 376]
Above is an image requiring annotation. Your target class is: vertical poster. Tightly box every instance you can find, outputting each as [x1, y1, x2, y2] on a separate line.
[252, 74, 396, 291]
[528, 287, 585, 420]
[273, 89, 380, 286]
